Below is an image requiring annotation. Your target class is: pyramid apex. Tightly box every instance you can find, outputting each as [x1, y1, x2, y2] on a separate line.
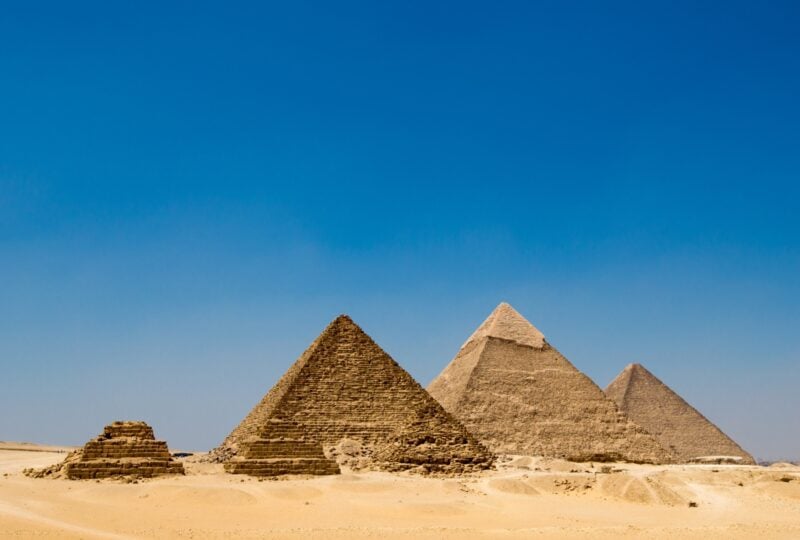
[628, 363, 657, 377]
[328, 314, 364, 330]
[462, 302, 546, 349]
[323, 314, 370, 337]
[606, 363, 648, 395]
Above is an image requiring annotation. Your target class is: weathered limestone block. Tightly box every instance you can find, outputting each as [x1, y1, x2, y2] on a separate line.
[102, 422, 155, 439]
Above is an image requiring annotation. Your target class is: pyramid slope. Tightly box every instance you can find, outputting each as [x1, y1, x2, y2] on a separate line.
[216, 315, 493, 473]
[605, 363, 755, 464]
[219, 328, 327, 454]
[428, 304, 673, 463]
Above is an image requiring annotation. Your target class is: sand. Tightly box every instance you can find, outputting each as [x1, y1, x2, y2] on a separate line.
[1, 444, 799, 539]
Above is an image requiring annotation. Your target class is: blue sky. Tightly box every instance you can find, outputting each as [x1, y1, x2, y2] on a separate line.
[1, 1, 798, 460]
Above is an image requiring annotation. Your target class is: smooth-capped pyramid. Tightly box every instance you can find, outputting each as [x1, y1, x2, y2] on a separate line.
[215, 315, 494, 475]
[28, 421, 185, 480]
[428, 303, 674, 463]
[605, 363, 755, 464]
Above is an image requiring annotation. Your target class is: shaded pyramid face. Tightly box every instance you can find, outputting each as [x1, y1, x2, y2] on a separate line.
[216, 315, 493, 474]
[428, 303, 673, 463]
[605, 363, 755, 464]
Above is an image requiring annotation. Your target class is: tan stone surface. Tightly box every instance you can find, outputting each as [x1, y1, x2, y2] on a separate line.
[428, 303, 673, 463]
[214, 315, 493, 474]
[605, 363, 755, 464]
[463, 302, 546, 349]
[224, 418, 340, 476]
[26, 421, 184, 480]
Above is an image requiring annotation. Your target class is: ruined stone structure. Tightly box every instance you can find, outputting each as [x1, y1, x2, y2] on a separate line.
[215, 315, 494, 475]
[428, 303, 674, 463]
[224, 418, 340, 476]
[605, 363, 755, 464]
[64, 421, 185, 479]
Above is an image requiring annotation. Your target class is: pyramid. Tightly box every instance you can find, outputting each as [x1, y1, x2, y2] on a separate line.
[58, 421, 184, 479]
[215, 315, 494, 475]
[224, 418, 340, 476]
[605, 363, 755, 464]
[427, 303, 674, 463]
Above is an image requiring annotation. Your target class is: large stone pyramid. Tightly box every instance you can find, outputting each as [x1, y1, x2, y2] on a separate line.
[215, 315, 494, 475]
[605, 363, 755, 464]
[427, 303, 673, 463]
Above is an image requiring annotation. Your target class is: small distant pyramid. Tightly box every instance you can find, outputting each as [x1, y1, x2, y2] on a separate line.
[605, 363, 755, 464]
[428, 303, 673, 463]
[35, 421, 185, 479]
[215, 315, 494, 475]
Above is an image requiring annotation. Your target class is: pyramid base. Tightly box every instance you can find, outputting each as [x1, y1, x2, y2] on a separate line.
[65, 458, 185, 479]
[224, 458, 340, 477]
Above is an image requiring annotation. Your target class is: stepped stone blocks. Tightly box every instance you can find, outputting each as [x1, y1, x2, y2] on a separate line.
[64, 421, 184, 479]
[428, 303, 674, 463]
[605, 363, 756, 465]
[214, 315, 494, 475]
[224, 418, 340, 476]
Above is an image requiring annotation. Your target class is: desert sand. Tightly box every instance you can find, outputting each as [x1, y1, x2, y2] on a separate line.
[2, 444, 799, 539]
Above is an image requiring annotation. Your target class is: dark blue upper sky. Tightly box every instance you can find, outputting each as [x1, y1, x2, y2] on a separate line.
[1, 1, 798, 459]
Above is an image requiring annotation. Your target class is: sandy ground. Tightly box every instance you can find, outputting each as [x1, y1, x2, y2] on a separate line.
[1, 446, 799, 539]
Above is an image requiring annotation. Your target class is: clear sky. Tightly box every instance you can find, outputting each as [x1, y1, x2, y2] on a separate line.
[1, 1, 798, 461]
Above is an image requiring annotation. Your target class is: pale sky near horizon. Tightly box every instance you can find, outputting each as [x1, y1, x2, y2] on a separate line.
[1, 1, 798, 460]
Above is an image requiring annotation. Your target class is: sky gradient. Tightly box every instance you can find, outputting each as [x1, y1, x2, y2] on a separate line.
[1, 1, 798, 460]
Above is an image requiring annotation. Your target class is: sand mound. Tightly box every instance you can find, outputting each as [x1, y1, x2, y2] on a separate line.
[331, 478, 394, 493]
[598, 474, 687, 506]
[267, 485, 325, 501]
[488, 478, 541, 495]
[144, 486, 259, 506]
[750, 472, 800, 500]
[759, 481, 800, 500]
